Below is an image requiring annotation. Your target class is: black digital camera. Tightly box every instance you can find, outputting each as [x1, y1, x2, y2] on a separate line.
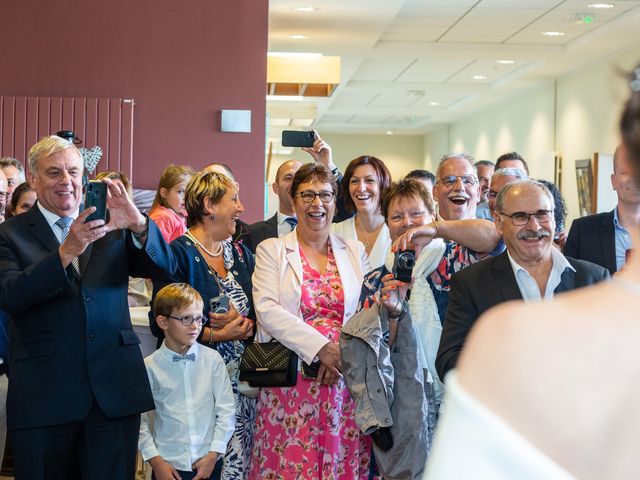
[392, 249, 416, 283]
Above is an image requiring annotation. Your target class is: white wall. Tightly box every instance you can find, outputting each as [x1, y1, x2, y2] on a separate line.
[321, 132, 425, 181]
[265, 133, 425, 219]
[423, 44, 640, 224]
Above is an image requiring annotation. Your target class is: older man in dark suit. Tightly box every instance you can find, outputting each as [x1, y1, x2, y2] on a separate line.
[436, 179, 608, 379]
[244, 159, 302, 252]
[0, 135, 175, 479]
[564, 146, 639, 275]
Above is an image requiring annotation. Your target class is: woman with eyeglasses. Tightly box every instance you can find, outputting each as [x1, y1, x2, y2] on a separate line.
[355, 179, 498, 467]
[249, 163, 373, 479]
[150, 171, 256, 480]
[330, 155, 392, 269]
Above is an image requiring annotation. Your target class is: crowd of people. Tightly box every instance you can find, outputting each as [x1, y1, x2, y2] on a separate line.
[0, 64, 638, 480]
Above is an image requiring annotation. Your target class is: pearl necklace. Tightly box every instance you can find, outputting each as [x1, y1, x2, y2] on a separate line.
[186, 230, 223, 257]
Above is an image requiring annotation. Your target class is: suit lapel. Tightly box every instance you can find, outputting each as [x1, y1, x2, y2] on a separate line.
[600, 210, 617, 274]
[266, 213, 279, 238]
[283, 231, 303, 285]
[490, 252, 523, 302]
[26, 207, 61, 253]
[79, 242, 94, 276]
[554, 268, 576, 294]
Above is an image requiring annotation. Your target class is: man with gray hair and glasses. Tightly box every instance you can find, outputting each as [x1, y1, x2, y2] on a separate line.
[487, 167, 528, 216]
[0, 157, 26, 209]
[433, 153, 481, 221]
[436, 179, 608, 379]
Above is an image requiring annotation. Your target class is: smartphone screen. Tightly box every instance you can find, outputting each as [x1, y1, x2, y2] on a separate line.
[210, 295, 230, 314]
[281, 130, 316, 148]
[85, 181, 107, 222]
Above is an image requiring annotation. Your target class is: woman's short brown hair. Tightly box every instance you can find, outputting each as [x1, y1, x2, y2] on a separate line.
[185, 171, 235, 225]
[339, 156, 391, 214]
[290, 163, 337, 199]
[381, 179, 435, 222]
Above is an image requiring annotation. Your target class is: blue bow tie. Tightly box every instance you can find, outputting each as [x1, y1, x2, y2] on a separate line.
[173, 353, 196, 362]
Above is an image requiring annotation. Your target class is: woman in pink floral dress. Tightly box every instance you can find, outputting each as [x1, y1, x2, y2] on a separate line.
[250, 160, 372, 479]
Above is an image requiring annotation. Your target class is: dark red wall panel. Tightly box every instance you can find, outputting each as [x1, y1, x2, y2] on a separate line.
[0, 0, 268, 221]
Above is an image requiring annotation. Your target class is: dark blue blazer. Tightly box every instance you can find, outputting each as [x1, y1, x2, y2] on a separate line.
[0, 205, 176, 430]
[244, 213, 278, 254]
[564, 210, 617, 275]
[436, 251, 609, 379]
[150, 235, 256, 344]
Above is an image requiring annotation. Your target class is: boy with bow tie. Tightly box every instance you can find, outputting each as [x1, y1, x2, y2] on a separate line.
[139, 283, 235, 480]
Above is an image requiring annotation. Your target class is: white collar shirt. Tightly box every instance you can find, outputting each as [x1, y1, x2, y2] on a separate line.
[507, 247, 575, 301]
[138, 341, 236, 471]
[37, 202, 79, 244]
[277, 210, 297, 238]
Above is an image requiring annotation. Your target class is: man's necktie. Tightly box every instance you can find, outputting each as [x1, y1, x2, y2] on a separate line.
[173, 353, 196, 362]
[55, 217, 81, 276]
[284, 217, 297, 231]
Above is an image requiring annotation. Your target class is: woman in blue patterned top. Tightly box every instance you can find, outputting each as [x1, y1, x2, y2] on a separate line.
[150, 171, 256, 480]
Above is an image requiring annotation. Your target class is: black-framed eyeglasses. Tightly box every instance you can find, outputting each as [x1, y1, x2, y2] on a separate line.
[297, 190, 335, 203]
[437, 175, 478, 189]
[166, 314, 206, 326]
[499, 209, 554, 226]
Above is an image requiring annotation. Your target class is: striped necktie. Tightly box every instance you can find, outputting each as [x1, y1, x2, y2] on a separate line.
[284, 217, 297, 231]
[55, 217, 81, 276]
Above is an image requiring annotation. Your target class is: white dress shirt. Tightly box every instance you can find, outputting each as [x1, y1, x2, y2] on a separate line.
[276, 211, 297, 238]
[138, 342, 235, 471]
[37, 203, 79, 243]
[507, 247, 575, 301]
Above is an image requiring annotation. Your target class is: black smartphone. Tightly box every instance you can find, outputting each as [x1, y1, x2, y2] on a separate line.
[210, 295, 230, 314]
[301, 361, 320, 380]
[281, 130, 316, 148]
[84, 180, 107, 222]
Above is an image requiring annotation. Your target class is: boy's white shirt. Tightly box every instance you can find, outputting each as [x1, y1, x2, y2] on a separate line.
[138, 341, 236, 471]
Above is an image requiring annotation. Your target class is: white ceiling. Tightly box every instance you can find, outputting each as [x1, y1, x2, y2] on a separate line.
[267, 0, 640, 141]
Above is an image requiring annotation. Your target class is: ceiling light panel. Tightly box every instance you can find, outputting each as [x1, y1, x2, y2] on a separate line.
[351, 58, 417, 82]
[396, 59, 477, 83]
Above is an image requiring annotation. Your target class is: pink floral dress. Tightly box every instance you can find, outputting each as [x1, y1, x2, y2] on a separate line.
[249, 244, 372, 479]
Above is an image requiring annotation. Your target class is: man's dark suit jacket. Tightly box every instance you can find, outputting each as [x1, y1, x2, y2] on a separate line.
[243, 213, 278, 253]
[564, 209, 617, 275]
[435, 251, 609, 379]
[0, 206, 175, 430]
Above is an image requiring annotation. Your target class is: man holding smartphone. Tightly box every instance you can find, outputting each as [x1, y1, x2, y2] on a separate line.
[0, 135, 175, 479]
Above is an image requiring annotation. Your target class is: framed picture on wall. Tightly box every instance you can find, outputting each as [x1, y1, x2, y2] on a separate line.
[554, 154, 562, 189]
[575, 158, 594, 217]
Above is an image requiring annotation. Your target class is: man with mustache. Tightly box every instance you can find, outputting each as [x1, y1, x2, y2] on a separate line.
[564, 145, 640, 275]
[436, 179, 608, 378]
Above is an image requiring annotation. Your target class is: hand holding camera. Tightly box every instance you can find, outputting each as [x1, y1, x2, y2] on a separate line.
[380, 272, 410, 319]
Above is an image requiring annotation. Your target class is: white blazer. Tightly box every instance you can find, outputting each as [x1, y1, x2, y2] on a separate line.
[252, 230, 370, 365]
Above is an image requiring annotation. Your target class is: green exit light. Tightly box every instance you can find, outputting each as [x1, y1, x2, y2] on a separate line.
[583, 15, 594, 24]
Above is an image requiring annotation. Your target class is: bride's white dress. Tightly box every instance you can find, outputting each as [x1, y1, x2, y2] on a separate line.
[424, 372, 576, 480]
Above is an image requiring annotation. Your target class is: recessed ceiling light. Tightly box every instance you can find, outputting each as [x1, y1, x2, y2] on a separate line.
[472, 75, 487, 80]
[496, 60, 515, 65]
[287, 34, 308, 40]
[429, 101, 440, 106]
[588, 3, 614, 8]
[293, 6, 318, 13]
[542, 31, 565, 36]
[268, 52, 322, 58]
[386, 131, 393, 135]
